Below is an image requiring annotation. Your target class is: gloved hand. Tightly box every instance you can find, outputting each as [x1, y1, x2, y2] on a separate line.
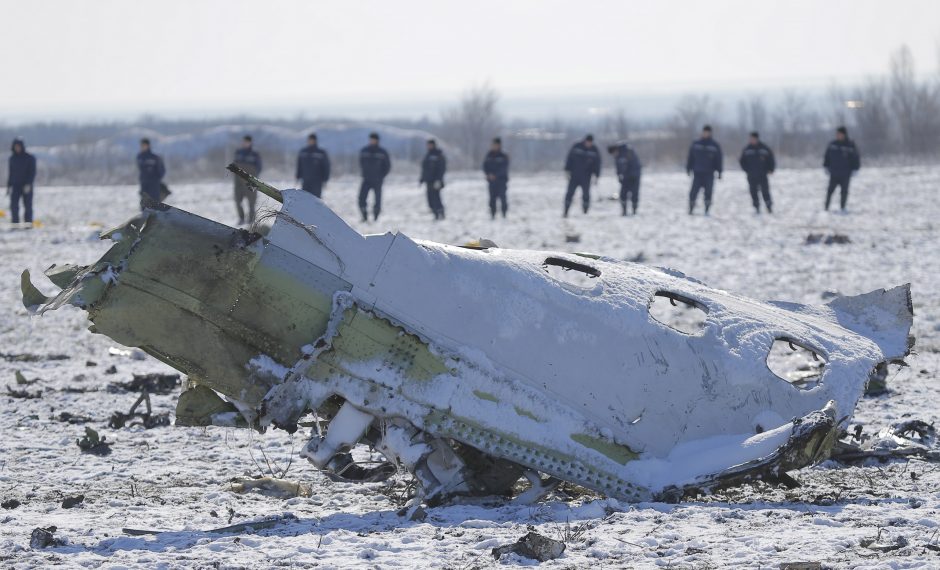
[487, 174, 495, 182]
[433, 180, 442, 190]
[24, 184, 32, 195]
[687, 170, 691, 177]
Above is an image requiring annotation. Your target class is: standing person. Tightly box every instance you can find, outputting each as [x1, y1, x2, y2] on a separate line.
[686, 125, 723, 215]
[823, 126, 861, 212]
[482, 137, 510, 219]
[738, 131, 776, 214]
[419, 139, 447, 220]
[358, 132, 391, 222]
[607, 142, 642, 216]
[136, 138, 166, 210]
[7, 138, 36, 225]
[296, 133, 331, 198]
[563, 134, 601, 217]
[233, 135, 262, 225]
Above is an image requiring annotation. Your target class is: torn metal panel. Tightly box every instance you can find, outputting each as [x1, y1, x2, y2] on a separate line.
[23, 170, 915, 504]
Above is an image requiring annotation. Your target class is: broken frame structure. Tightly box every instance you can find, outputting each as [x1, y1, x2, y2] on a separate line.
[22, 168, 915, 503]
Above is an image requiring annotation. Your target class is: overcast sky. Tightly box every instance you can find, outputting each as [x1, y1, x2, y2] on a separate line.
[1, 0, 938, 122]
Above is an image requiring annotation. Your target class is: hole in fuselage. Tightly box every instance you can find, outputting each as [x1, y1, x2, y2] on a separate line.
[542, 256, 601, 288]
[648, 291, 708, 335]
[766, 337, 826, 389]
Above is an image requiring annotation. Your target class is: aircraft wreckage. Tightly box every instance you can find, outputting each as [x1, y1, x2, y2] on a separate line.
[21, 166, 914, 504]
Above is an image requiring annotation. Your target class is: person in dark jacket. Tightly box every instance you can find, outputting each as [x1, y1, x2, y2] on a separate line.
[686, 125, 723, 215]
[738, 131, 776, 214]
[358, 132, 391, 221]
[608, 143, 642, 216]
[823, 126, 861, 211]
[482, 137, 510, 219]
[7, 138, 36, 224]
[296, 133, 331, 198]
[233, 135, 262, 225]
[563, 134, 601, 217]
[136, 138, 166, 210]
[419, 139, 447, 220]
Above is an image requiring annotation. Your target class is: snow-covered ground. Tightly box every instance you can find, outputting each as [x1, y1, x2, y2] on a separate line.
[1, 166, 939, 568]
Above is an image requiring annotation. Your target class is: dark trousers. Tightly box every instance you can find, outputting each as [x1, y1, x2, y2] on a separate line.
[140, 181, 161, 211]
[234, 183, 257, 224]
[302, 181, 323, 198]
[425, 182, 444, 219]
[565, 176, 592, 214]
[747, 174, 772, 211]
[619, 176, 640, 214]
[358, 179, 383, 220]
[826, 175, 851, 210]
[488, 181, 508, 218]
[689, 173, 715, 212]
[10, 185, 33, 223]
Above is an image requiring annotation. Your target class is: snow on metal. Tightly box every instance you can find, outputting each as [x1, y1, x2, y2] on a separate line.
[22, 175, 914, 504]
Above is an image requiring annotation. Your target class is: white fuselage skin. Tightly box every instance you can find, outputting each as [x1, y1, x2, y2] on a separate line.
[267, 190, 904, 462]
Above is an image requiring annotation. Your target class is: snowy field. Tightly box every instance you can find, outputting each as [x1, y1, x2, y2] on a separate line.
[1, 165, 939, 569]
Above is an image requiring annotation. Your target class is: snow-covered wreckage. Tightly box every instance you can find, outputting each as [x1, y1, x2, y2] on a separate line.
[21, 167, 914, 505]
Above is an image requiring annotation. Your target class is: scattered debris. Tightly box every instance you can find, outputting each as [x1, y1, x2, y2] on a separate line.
[492, 531, 566, 562]
[564, 233, 581, 243]
[55, 411, 93, 424]
[2, 499, 21, 510]
[627, 252, 646, 263]
[30, 526, 66, 549]
[779, 563, 822, 570]
[230, 477, 311, 499]
[833, 420, 938, 463]
[108, 373, 180, 395]
[104, 365, 118, 375]
[14, 371, 38, 385]
[123, 513, 298, 536]
[0, 352, 69, 363]
[820, 290, 842, 300]
[85, 360, 97, 367]
[861, 534, 908, 553]
[61, 495, 84, 509]
[76, 426, 112, 456]
[6, 385, 41, 399]
[805, 233, 851, 245]
[108, 391, 170, 429]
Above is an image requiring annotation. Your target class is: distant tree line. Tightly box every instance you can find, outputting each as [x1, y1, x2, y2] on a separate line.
[2, 45, 937, 185]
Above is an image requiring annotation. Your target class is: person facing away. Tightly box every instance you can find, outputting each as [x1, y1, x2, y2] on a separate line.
[7, 138, 36, 225]
[607, 142, 642, 216]
[358, 132, 391, 222]
[419, 139, 447, 220]
[823, 126, 861, 212]
[563, 134, 601, 217]
[296, 133, 331, 198]
[482, 137, 510, 219]
[233, 134, 262, 225]
[738, 131, 776, 214]
[136, 138, 166, 210]
[686, 125, 723, 215]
